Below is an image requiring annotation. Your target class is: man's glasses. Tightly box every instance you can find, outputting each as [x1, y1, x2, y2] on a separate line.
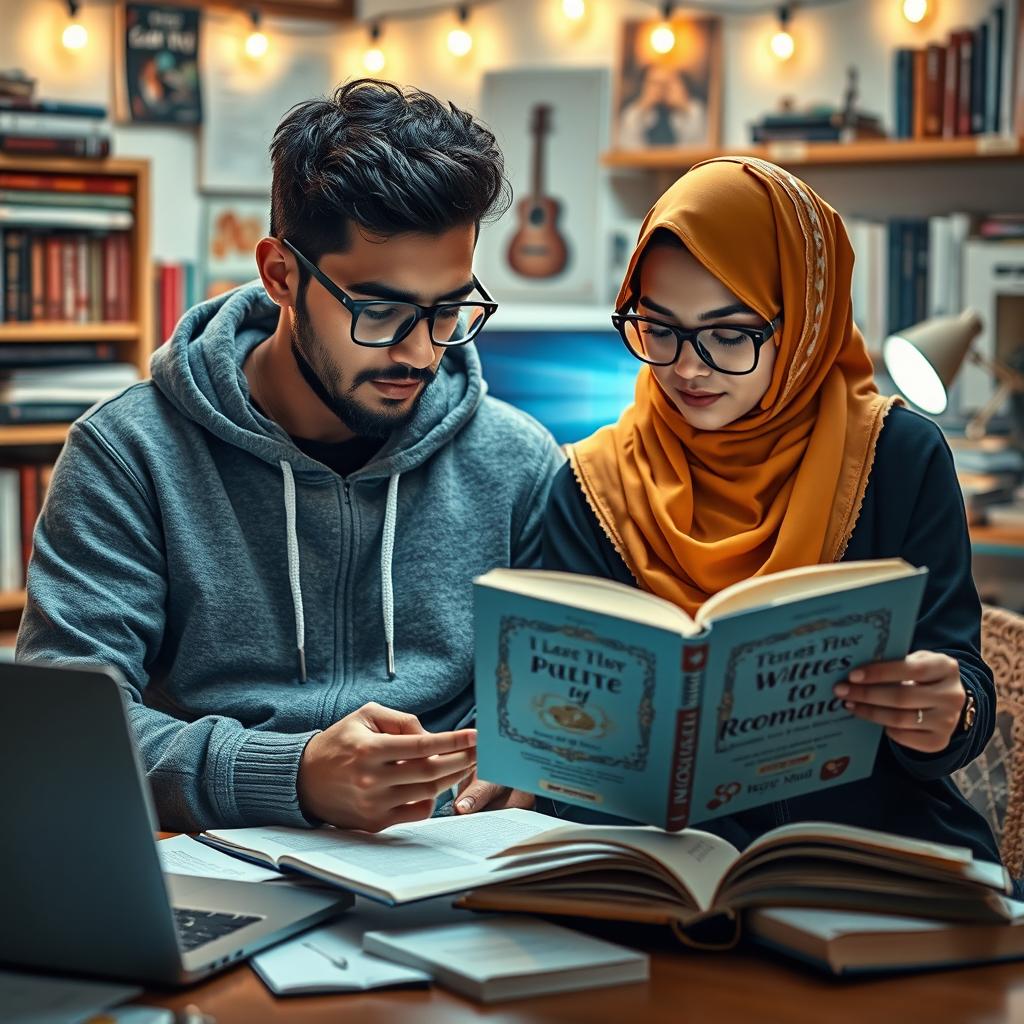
[611, 312, 782, 375]
[283, 238, 499, 348]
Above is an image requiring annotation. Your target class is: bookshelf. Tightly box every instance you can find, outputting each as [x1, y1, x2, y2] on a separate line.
[602, 137, 1024, 173]
[0, 154, 154, 631]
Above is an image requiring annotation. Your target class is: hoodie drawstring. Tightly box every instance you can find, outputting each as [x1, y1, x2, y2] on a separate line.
[381, 473, 400, 680]
[279, 462, 401, 684]
[279, 460, 307, 683]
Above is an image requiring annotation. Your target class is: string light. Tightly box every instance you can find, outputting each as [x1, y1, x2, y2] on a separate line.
[902, 0, 928, 23]
[244, 9, 269, 59]
[447, 5, 473, 57]
[770, 5, 795, 61]
[650, 3, 675, 55]
[363, 22, 385, 73]
[562, 0, 585, 20]
[62, 0, 88, 50]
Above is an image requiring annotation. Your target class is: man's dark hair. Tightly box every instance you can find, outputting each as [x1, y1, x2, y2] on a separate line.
[270, 78, 510, 274]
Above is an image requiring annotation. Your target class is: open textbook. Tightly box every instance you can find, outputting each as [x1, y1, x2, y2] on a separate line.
[201, 809, 1013, 941]
[474, 559, 928, 829]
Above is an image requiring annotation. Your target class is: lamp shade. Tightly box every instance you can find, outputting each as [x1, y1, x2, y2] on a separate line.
[882, 308, 983, 414]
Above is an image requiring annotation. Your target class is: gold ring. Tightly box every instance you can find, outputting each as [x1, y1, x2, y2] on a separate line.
[916, 708, 924, 726]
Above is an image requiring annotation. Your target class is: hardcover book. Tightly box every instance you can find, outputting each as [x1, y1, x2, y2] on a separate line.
[473, 560, 927, 831]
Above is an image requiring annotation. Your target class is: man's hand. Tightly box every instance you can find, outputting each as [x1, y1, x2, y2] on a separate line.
[454, 770, 535, 815]
[297, 702, 477, 831]
[833, 650, 967, 754]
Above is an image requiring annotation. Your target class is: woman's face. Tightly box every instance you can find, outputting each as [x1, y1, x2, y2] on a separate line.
[636, 243, 777, 430]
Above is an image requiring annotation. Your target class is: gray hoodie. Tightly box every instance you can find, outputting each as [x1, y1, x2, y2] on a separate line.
[16, 282, 564, 831]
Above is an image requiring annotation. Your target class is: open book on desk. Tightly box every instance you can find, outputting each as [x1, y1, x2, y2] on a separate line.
[474, 558, 928, 830]
[455, 816, 1015, 945]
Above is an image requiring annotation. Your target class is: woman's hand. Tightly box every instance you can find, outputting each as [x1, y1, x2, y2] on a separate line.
[833, 650, 966, 754]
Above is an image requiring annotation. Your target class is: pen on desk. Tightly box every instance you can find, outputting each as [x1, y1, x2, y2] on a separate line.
[452, 706, 476, 732]
[303, 940, 349, 970]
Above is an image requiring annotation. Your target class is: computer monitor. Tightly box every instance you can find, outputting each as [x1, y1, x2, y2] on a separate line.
[477, 328, 639, 445]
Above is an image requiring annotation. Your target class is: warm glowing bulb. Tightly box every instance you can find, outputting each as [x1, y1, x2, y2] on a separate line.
[447, 27, 472, 57]
[771, 29, 795, 61]
[650, 22, 675, 54]
[363, 46, 385, 73]
[62, 22, 88, 50]
[245, 30, 268, 59]
[902, 0, 928, 23]
[562, 0, 585, 20]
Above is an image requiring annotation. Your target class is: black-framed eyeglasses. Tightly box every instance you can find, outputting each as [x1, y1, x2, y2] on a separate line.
[612, 312, 783, 375]
[282, 237, 499, 348]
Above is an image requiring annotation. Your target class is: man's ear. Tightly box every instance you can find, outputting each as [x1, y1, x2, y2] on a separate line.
[255, 237, 298, 308]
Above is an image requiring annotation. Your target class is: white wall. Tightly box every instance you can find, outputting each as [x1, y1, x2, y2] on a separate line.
[2, 0, 1016, 266]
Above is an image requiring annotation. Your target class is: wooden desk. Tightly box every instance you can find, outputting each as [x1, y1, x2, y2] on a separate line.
[142, 831, 1024, 1024]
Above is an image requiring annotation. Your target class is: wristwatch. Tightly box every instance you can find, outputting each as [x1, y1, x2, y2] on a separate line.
[958, 688, 977, 733]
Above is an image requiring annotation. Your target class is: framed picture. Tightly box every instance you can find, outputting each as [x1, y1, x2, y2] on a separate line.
[201, 197, 268, 298]
[614, 15, 721, 150]
[114, 3, 202, 125]
[476, 68, 610, 305]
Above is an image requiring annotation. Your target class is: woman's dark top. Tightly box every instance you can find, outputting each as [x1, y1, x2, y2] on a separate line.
[541, 406, 1001, 864]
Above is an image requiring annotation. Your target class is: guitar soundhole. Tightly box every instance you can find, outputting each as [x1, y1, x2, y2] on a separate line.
[528, 206, 547, 226]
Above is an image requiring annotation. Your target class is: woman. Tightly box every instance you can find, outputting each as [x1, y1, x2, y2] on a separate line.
[543, 156, 1000, 866]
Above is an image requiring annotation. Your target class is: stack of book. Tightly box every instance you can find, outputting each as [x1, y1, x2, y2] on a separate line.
[0, 85, 111, 159]
[0, 171, 135, 323]
[0, 362, 140, 425]
[0, 459, 56, 592]
[749, 108, 884, 144]
[0, 69, 35, 102]
[978, 213, 1024, 240]
[892, 1, 1023, 139]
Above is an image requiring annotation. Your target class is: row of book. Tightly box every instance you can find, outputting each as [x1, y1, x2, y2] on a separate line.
[893, 1, 1023, 139]
[0, 362, 140, 425]
[0, 79, 111, 159]
[0, 461, 54, 592]
[847, 213, 972, 350]
[2, 230, 134, 324]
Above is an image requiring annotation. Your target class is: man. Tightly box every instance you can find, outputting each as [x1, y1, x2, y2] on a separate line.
[16, 80, 563, 833]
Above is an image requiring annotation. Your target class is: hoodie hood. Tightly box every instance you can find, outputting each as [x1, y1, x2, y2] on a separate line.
[150, 280, 486, 480]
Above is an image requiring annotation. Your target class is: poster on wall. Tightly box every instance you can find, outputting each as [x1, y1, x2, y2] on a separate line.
[476, 68, 609, 305]
[114, 3, 202, 124]
[614, 15, 721, 150]
[201, 197, 268, 298]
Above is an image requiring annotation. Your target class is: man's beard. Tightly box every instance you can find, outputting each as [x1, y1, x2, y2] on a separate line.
[290, 303, 436, 439]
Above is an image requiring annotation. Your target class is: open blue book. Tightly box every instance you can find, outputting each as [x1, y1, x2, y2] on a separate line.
[474, 559, 928, 830]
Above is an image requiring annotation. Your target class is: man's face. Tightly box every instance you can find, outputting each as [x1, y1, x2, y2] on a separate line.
[291, 224, 478, 438]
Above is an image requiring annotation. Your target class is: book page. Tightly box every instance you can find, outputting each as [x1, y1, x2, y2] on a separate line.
[496, 824, 741, 912]
[696, 559, 917, 627]
[478, 568, 698, 635]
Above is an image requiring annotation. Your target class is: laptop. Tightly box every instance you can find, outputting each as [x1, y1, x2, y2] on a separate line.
[0, 662, 351, 986]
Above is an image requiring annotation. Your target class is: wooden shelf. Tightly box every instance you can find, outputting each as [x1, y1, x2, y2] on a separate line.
[0, 322, 139, 343]
[0, 590, 26, 613]
[602, 136, 1024, 172]
[970, 523, 1024, 557]
[0, 423, 70, 445]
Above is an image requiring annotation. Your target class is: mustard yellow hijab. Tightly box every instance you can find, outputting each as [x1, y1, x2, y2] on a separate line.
[568, 157, 901, 617]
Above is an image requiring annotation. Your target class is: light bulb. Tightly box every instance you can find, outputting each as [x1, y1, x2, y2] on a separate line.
[562, 0, 585, 20]
[771, 29, 795, 61]
[650, 22, 676, 55]
[448, 27, 472, 57]
[902, 0, 928, 23]
[245, 29, 268, 59]
[363, 46, 385, 73]
[62, 21, 88, 50]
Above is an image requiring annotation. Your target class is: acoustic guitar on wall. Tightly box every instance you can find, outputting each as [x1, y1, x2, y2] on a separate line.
[507, 104, 569, 279]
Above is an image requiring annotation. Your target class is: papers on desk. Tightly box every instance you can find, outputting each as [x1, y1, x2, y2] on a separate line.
[157, 834, 281, 883]
[0, 969, 140, 1024]
[250, 895, 467, 995]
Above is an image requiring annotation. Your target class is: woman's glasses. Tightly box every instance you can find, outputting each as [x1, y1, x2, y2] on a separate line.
[283, 238, 498, 348]
[612, 312, 782, 375]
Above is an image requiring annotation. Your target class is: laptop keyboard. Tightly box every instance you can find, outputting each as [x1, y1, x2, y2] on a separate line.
[172, 907, 263, 952]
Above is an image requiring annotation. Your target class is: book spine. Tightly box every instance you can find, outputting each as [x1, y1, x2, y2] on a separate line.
[924, 43, 946, 137]
[894, 49, 913, 138]
[943, 33, 961, 139]
[44, 236, 61, 321]
[1015, 0, 1024, 137]
[886, 221, 902, 336]
[0, 134, 111, 159]
[17, 230, 30, 322]
[29, 234, 43, 321]
[102, 235, 116, 321]
[972, 21, 989, 134]
[914, 221, 929, 327]
[75, 234, 89, 323]
[900, 221, 917, 332]
[957, 30, 975, 135]
[4, 230, 21, 322]
[88, 236, 103, 322]
[0, 173, 132, 195]
[664, 642, 707, 831]
[117, 234, 132, 321]
[988, 7, 1004, 133]
[61, 238, 75, 322]
[912, 49, 927, 139]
